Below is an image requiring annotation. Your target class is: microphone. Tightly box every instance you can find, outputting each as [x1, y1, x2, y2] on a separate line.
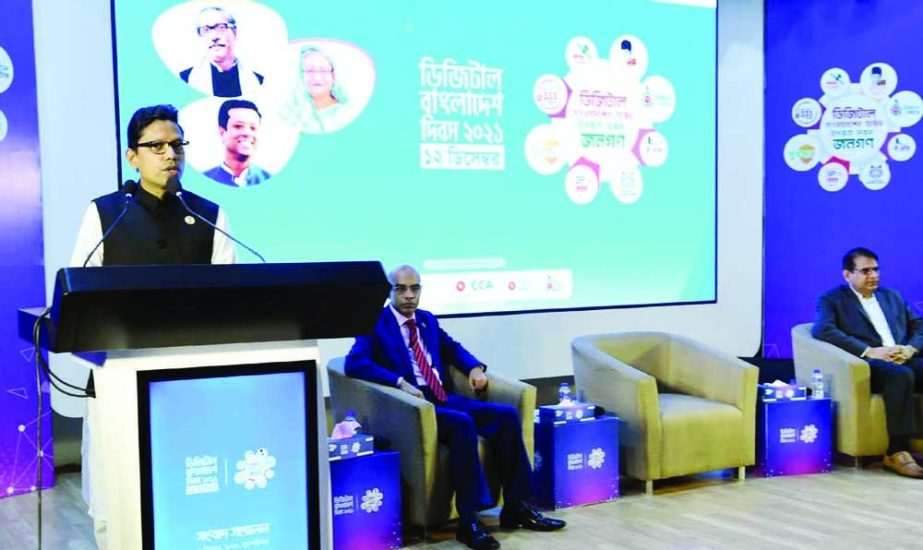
[121, 180, 140, 200]
[165, 176, 266, 263]
[81, 180, 139, 267]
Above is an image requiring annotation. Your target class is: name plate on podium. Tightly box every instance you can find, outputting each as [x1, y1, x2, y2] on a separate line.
[327, 435, 374, 462]
[759, 383, 807, 402]
[538, 401, 597, 425]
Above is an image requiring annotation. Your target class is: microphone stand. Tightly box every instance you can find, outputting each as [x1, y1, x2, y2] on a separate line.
[82, 181, 139, 267]
[166, 178, 266, 263]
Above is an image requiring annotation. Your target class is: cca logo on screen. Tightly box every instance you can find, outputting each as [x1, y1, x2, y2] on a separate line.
[456, 280, 493, 291]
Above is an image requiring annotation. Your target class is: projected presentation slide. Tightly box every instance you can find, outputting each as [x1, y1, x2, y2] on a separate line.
[139, 365, 317, 549]
[113, 0, 717, 314]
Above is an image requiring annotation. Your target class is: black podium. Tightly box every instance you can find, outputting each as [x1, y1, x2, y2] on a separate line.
[31, 261, 389, 550]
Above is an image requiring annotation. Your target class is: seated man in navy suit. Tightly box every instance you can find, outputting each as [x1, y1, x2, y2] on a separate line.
[345, 265, 565, 550]
[813, 247, 923, 478]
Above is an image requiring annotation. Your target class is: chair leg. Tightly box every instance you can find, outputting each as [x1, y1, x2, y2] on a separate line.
[737, 466, 746, 481]
[645, 480, 653, 495]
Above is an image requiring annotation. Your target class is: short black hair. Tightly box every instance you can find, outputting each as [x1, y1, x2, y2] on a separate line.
[843, 247, 878, 271]
[126, 104, 181, 149]
[217, 99, 261, 130]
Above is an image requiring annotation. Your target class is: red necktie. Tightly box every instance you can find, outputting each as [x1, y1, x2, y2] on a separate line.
[405, 318, 447, 402]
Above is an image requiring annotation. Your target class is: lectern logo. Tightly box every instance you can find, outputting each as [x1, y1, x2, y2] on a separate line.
[800, 424, 819, 444]
[234, 448, 276, 490]
[361, 488, 384, 513]
[588, 447, 606, 469]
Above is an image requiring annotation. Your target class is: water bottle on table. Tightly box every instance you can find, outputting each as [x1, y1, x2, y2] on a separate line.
[811, 369, 825, 399]
[558, 382, 572, 405]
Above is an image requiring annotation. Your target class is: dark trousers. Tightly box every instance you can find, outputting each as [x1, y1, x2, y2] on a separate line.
[867, 357, 923, 438]
[422, 389, 533, 521]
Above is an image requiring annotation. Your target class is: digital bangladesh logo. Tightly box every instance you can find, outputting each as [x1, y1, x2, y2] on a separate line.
[526, 35, 675, 206]
[783, 63, 922, 192]
[234, 448, 277, 491]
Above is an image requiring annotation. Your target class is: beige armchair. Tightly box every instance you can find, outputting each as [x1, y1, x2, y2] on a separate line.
[327, 357, 536, 529]
[791, 323, 923, 460]
[571, 332, 758, 493]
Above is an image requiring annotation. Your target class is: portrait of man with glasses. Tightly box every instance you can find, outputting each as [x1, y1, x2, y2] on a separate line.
[179, 6, 264, 98]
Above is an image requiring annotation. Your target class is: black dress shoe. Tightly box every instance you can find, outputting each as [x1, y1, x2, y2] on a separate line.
[499, 501, 566, 531]
[456, 519, 501, 550]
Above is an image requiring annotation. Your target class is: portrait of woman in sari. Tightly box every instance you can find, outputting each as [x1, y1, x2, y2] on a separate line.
[283, 45, 352, 133]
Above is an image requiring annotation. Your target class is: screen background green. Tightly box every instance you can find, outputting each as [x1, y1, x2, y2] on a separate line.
[113, 0, 716, 314]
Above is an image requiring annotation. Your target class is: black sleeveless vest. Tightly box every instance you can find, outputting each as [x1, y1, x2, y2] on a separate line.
[94, 186, 219, 265]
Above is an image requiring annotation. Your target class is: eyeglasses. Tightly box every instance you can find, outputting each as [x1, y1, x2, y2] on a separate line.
[136, 140, 189, 155]
[197, 22, 235, 35]
[393, 284, 422, 294]
[852, 266, 880, 275]
[303, 68, 334, 76]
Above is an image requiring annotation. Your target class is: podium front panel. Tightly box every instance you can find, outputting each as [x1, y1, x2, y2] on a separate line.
[137, 361, 321, 550]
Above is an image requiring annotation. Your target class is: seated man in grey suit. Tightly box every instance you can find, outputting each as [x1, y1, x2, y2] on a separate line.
[813, 246, 923, 478]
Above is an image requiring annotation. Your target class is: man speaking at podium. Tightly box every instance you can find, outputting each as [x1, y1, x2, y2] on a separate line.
[71, 104, 236, 266]
[345, 265, 565, 550]
[69, 104, 236, 549]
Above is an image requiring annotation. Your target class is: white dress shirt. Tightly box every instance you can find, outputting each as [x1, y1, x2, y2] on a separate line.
[851, 287, 896, 349]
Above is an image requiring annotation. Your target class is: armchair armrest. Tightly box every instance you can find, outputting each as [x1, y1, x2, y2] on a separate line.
[571, 336, 661, 479]
[665, 334, 758, 465]
[449, 366, 537, 459]
[666, 334, 759, 412]
[327, 357, 437, 524]
[792, 323, 872, 451]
